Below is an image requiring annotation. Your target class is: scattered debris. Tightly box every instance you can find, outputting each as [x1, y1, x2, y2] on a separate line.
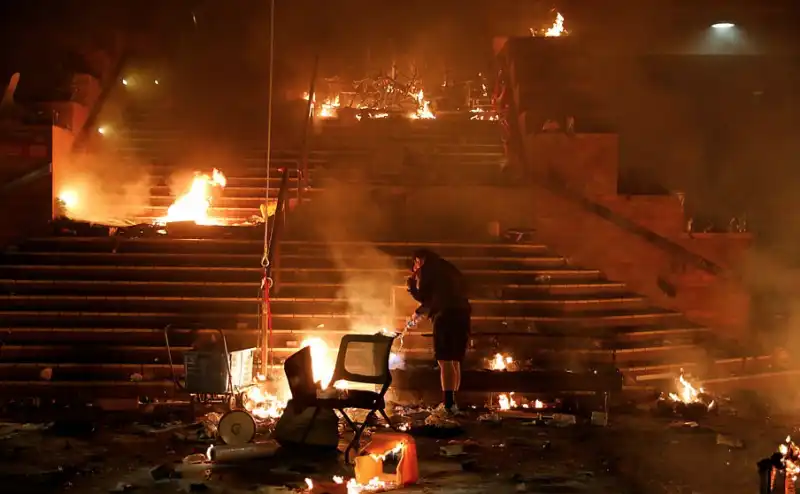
[440, 444, 465, 457]
[716, 433, 745, 449]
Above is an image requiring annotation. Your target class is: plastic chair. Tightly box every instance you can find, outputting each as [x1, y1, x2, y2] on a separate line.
[291, 334, 397, 461]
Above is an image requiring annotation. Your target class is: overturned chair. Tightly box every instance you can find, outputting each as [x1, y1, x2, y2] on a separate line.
[277, 334, 397, 461]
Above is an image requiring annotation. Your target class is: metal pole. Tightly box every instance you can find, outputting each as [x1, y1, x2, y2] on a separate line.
[262, 0, 276, 265]
[260, 0, 276, 377]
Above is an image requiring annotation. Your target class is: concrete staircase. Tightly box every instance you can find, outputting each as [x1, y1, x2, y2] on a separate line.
[0, 95, 773, 401]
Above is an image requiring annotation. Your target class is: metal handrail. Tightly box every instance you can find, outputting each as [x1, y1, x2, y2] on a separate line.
[298, 54, 320, 201]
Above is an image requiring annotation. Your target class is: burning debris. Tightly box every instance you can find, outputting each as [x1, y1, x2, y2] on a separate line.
[470, 108, 500, 121]
[656, 372, 716, 419]
[489, 353, 516, 371]
[759, 436, 800, 493]
[156, 168, 227, 225]
[307, 67, 437, 121]
[408, 90, 434, 120]
[531, 11, 568, 37]
[242, 385, 286, 420]
[58, 167, 240, 228]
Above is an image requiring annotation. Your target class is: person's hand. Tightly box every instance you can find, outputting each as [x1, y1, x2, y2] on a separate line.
[406, 312, 421, 330]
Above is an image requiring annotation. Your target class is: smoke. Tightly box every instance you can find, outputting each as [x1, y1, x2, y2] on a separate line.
[54, 149, 152, 225]
[311, 171, 404, 335]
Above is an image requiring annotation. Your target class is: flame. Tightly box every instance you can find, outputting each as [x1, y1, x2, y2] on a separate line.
[490, 353, 513, 371]
[531, 12, 568, 37]
[369, 442, 404, 462]
[339, 442, 405, 493]
[58, 189, 80, 212]
[534, 399, 544, 409]
[668, 373, 703, 404]
[318, 94, 340, 119]
[305, 92, 340, 119]
[408, 90, 435, 120]
[305, 478, 313, 490]
[156, 169, 227, 225]
[243, 385, 286, 419]
[498, 392, 517, 410]
[300, 337, 335, 389]
[346, 477, 394, 494]
[545, 12, 566, 36]
[470, 108, 500, 121]
[780, 436, 800, 481]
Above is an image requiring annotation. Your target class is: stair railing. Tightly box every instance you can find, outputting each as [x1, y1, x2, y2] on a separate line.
[298, 54, 320, 202]
[259, 166, 290, 377]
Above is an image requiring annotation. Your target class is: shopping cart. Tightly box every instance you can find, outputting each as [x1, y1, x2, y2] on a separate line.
[164, 324, 250, 410]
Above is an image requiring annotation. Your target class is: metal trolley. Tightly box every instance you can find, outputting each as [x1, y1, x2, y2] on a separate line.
[163, 325, 254, 410]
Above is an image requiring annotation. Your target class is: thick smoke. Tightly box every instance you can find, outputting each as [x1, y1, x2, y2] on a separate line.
[55, 149, 152, 225]
[311, 171, 404, 335]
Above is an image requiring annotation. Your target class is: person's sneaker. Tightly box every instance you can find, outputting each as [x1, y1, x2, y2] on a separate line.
[449, 404, 466, 417]
[433, 403, 463, 417]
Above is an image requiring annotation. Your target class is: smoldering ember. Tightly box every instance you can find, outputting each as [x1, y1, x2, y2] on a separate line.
[3, 1, 800, 493]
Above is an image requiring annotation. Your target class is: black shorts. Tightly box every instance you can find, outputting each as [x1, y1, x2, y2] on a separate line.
[432, 308, 471, 362]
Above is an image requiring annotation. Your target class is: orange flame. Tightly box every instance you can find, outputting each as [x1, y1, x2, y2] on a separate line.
[490, 353, 513, 371]
[408, 90, 435, 120]
[531, 12, 568, 37]
[156, 169, 226, 225]
[498, 392, 517, 410]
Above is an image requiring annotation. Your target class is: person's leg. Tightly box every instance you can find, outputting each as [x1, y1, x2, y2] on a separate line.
[438, 360, 457, 409]
[453, 361, 461, 391]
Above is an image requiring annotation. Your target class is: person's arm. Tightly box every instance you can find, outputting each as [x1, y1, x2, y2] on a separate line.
[407, 274, 421, 301]
[413, 267, 436, 317]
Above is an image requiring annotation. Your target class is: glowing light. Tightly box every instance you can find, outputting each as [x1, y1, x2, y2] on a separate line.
[711, 22, 735, 29]
[58, 190, 79, 211]
[97, 126, 108, 135]
[154, 79, 159, 85]
[121, 79, 128, 86]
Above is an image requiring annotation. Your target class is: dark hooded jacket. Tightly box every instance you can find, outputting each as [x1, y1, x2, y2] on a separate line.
[407, 251, 470, 318]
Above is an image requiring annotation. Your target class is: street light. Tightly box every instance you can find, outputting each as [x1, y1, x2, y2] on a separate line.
[711, 22, 735, 29]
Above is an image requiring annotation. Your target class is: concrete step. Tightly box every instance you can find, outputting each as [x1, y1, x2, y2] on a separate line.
[14, 237, 554, 257]
[0, 325, 707, 348]
[0, 309, 683, 332]
[0, 263, 604, 286]
[0, 337, 704, 368]
[0, 279, 632, 299]
[0, 294, 651, 317]
[0, 251, 571, 270]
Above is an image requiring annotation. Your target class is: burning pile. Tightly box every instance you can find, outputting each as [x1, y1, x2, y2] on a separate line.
[407, 90, 434, 120]
[531, 11, 568, 37]
[306, 71, 436, 121]
[155, 168, 227, 225]
[240, 336, 350, 423]
[489, 353, 515, 371]
[58, 167, 239, 228]
[496, 393, 546, 411]
[656, 372, 716, 419]
[242, 385, 285, 420]
[779, 436, 800, 481]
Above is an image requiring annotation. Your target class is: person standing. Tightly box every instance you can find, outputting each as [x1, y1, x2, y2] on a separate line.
[407, 249, 471, 414]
